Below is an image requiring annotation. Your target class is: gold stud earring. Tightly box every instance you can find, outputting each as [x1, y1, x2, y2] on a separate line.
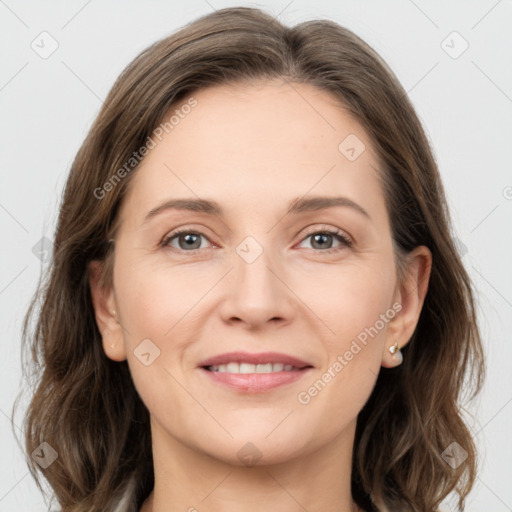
[389, 341, 403, 365]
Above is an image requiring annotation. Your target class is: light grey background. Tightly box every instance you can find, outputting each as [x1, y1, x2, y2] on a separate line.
[1, 1, 511, 510]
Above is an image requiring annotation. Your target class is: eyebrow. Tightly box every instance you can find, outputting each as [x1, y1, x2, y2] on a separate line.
[143, 195, 371, 223]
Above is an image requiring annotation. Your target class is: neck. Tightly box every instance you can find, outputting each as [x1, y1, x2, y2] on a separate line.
[141, 416, 362, 512]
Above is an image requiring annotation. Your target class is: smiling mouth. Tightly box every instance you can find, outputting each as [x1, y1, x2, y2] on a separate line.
[198, 351, 314, 391]
[204, 362, 309, 373]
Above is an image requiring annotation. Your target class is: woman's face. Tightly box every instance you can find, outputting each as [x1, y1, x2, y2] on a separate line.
[93, 80, 429, 466]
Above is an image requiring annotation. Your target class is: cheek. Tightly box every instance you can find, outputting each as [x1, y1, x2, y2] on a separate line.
[292, 260, 395, 405]
[293, 271, 394, 438]
[112, 256, 214, 392]
[296, 259, 396, 349]
[115, 256, 212, 341]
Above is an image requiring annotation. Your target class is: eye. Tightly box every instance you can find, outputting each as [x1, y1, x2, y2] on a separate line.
[161, 229, 212, 251]
[161, 226, 353, 254]
[298, 227, 353, 253]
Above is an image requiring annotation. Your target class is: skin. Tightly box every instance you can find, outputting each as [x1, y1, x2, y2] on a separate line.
[89, 80, 431, 512]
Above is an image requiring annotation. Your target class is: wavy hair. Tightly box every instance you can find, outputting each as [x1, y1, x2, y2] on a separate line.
[15, 6, 485, 512]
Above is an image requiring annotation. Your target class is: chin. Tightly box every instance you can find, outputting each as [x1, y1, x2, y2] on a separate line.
[203, 431, 312, 467]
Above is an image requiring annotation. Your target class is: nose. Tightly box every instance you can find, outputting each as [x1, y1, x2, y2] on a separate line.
[218, 240, 296, 330]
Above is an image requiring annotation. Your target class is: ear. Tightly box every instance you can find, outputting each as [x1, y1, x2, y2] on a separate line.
[88, 260, 127, 362]
[382, 245, 432, 368]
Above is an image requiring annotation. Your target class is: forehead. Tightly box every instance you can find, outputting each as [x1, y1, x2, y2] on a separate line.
[120, 80, 386, 224]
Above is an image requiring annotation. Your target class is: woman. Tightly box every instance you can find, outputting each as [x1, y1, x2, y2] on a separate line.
[18, 6, 485, 512]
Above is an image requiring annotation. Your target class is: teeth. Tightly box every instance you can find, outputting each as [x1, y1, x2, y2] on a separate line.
[226, 362, 238, 373]
[208, 362, 299, 373]
[241, 363, 256, 374]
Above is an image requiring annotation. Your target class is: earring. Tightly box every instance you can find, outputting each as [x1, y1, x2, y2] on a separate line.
[111, 309, 117, 319]
[389, 341, 403, 365]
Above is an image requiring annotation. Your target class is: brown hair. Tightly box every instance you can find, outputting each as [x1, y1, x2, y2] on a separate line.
[15, 6, 485, 512]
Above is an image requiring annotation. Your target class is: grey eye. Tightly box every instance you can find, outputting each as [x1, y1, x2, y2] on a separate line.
[165, 231, 208, 251]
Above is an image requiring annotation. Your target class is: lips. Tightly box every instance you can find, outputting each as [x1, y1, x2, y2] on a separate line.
[197, 351, 314, 393]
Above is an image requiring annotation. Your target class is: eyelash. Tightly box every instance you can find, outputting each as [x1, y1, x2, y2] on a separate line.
[160, 225, 353, 254]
